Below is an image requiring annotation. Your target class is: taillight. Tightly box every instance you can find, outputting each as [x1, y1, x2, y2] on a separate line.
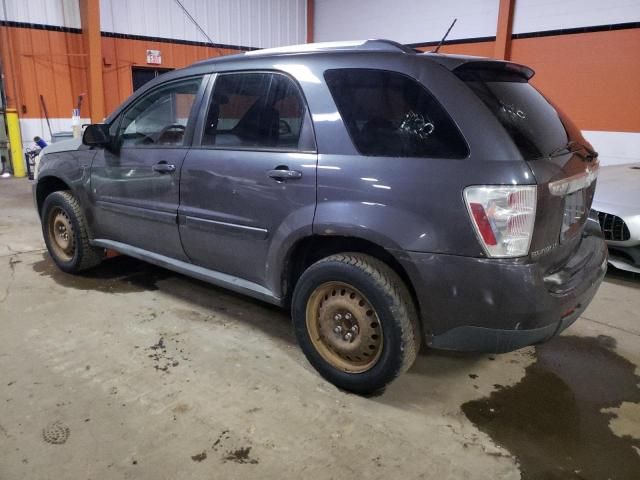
[464, 185, 537, 258]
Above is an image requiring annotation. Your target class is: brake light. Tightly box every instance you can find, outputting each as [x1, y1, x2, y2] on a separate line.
[469, 203, 497, 246]
[464, 185, 537, 258]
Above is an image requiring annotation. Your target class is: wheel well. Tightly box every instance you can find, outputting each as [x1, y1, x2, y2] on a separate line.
[36, 177, 70, 215]
[284, 235, 420, 313]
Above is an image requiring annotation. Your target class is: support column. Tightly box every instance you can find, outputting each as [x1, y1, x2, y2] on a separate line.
[6, 109, 25, 177]
[79, 0, 105, 123]
[494, 0, 515, 60]
[306, 0, 314, 43]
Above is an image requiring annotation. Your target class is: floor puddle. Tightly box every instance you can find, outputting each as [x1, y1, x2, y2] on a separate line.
[462, 335, 640, 480]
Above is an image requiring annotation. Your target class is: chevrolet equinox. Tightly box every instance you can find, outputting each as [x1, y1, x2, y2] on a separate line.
[34, 40, 607, 394]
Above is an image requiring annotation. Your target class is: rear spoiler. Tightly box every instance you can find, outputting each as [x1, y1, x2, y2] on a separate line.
[422, 53, 535, 81]
[454, 61, 535, 81]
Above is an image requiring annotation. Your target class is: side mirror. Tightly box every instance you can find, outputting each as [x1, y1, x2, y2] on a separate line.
[82, 124, 110, 147]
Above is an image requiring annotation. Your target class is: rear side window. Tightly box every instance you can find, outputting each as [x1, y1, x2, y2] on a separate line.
[202, 72, 305, 150]
[456, 66, 578, 160]
[324, 69, 468, 158]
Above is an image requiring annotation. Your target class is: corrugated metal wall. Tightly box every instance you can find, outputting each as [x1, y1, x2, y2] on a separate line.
[314, 0, 640, 42]
[1, 0, 81, 28]
[100, 0, 307, 48]
[314, 0, 499, 44]
[512, 0, 639, 34]
[2, 0, 308, 48]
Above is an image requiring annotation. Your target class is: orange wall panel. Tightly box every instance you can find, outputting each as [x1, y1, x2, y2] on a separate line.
[3, 23, 638, 136]
[0, 26, 89, 119]
[510, 29, 640, 133]
[416, 41, 496, 58]
[101, 37, 238, 116]
[0, 25, 240, 120]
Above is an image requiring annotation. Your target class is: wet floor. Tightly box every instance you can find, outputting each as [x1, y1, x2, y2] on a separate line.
[32, 254, 172, 293]
[462, 335, 640, 480]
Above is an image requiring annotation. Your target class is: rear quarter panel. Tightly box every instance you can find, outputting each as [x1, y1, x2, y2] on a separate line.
[314, 155, 534, 255]
[303, 53, 534, 255]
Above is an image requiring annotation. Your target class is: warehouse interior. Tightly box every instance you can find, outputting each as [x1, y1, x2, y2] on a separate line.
[0, 1, 639, 479]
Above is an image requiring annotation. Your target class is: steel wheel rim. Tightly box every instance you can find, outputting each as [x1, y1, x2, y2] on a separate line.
[306, 281, 383, 373]
[48, 207, 75, 262]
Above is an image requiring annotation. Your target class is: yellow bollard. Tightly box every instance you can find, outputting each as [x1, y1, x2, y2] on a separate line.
[6, 109, 25, 178]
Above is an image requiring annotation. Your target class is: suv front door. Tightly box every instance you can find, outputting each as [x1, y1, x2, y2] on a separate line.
[179, 71, 317, 292]
[90, 76, 205, 259]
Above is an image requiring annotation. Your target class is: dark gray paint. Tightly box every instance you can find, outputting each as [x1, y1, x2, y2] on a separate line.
[178, 149, 317, 288]
[34, 42, 607, 352]
[90, 146, 190, 260]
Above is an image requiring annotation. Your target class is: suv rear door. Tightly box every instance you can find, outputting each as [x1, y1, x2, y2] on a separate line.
[178, 71, 317, 290]
[454, 62, 599, 270]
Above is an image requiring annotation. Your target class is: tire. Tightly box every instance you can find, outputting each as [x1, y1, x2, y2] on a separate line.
[41, 190, 103, 273]
[292, 253, 421, 394]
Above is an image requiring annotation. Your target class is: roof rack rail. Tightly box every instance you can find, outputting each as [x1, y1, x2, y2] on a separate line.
[243, 39, 415, 56]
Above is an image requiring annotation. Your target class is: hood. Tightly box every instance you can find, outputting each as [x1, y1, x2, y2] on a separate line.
[41, 138, 83, 155]
[592, 162, 640, 211]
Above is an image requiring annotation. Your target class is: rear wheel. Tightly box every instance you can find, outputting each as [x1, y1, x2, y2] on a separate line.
[42, 191, 103, 273]
[292, 253, 420, 394]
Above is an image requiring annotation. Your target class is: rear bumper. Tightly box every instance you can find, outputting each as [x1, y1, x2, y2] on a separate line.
[394, 231, 608, 353]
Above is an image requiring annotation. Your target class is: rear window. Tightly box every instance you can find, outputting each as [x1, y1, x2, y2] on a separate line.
[324, 69, 468, 158]
[455, 66, 578, 160]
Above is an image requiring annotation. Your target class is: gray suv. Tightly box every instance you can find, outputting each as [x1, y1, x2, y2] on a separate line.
[34, 40, 607, 394]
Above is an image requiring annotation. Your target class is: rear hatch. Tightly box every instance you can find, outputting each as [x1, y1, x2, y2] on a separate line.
[454, 61, 599, 271]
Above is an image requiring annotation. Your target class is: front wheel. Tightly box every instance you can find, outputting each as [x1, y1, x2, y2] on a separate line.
[292, 253, 421, 394]
[41, 190, 103, 273]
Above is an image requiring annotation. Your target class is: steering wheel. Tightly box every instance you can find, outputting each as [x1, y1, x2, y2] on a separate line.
[155, 124, 186, 144]
[279, 119, 292, 135]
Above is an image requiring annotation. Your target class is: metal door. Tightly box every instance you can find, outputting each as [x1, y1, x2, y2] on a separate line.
[90, 76, 205, 259]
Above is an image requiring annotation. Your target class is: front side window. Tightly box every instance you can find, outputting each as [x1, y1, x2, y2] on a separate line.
[201, 72, 305, 150]
[324, 69, 468, 158]
[116, 77, 202, 147]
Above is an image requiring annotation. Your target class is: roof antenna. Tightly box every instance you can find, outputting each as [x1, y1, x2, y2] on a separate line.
[433, 18, 457, 53]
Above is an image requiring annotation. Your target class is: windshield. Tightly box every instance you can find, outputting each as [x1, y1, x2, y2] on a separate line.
[456, 67, 586, 160]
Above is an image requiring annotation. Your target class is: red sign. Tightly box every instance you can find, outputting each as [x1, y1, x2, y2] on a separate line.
[146, 49, 162, 65]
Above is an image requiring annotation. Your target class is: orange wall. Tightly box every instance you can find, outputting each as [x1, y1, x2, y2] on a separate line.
[0, 25, 240, 119]
[510, 28, 640, 133]
[101, 37, 239, 116]
[416, 41, 496, 57]
[0, 26, 88, 119]
[416, 28, 640, 133]
[2, 24, 639, 134]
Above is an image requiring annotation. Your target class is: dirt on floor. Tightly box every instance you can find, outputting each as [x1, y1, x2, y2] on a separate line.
[1, 177, 639, 479]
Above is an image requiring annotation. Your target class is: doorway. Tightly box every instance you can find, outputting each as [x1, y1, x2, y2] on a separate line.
[132, 67, 173, 92]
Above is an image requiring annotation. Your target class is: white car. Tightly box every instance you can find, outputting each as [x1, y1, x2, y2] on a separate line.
[591, 162, 640, 273]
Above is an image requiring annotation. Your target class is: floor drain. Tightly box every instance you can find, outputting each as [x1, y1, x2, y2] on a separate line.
[42, 421, 70, 445]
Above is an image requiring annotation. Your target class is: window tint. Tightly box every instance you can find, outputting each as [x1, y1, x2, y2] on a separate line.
[324, 69, 468, 158]
[456, 66, 582, 160]
[202, 72, 305, 150]
[116, 77, 201, 147]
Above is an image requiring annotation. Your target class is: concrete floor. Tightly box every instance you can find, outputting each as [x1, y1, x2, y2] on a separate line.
[0, 177, 638, 480]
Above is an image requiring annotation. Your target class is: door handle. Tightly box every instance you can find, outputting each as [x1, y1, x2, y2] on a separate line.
[268, 167, 302, 181]
[152, 161, 176, 174]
